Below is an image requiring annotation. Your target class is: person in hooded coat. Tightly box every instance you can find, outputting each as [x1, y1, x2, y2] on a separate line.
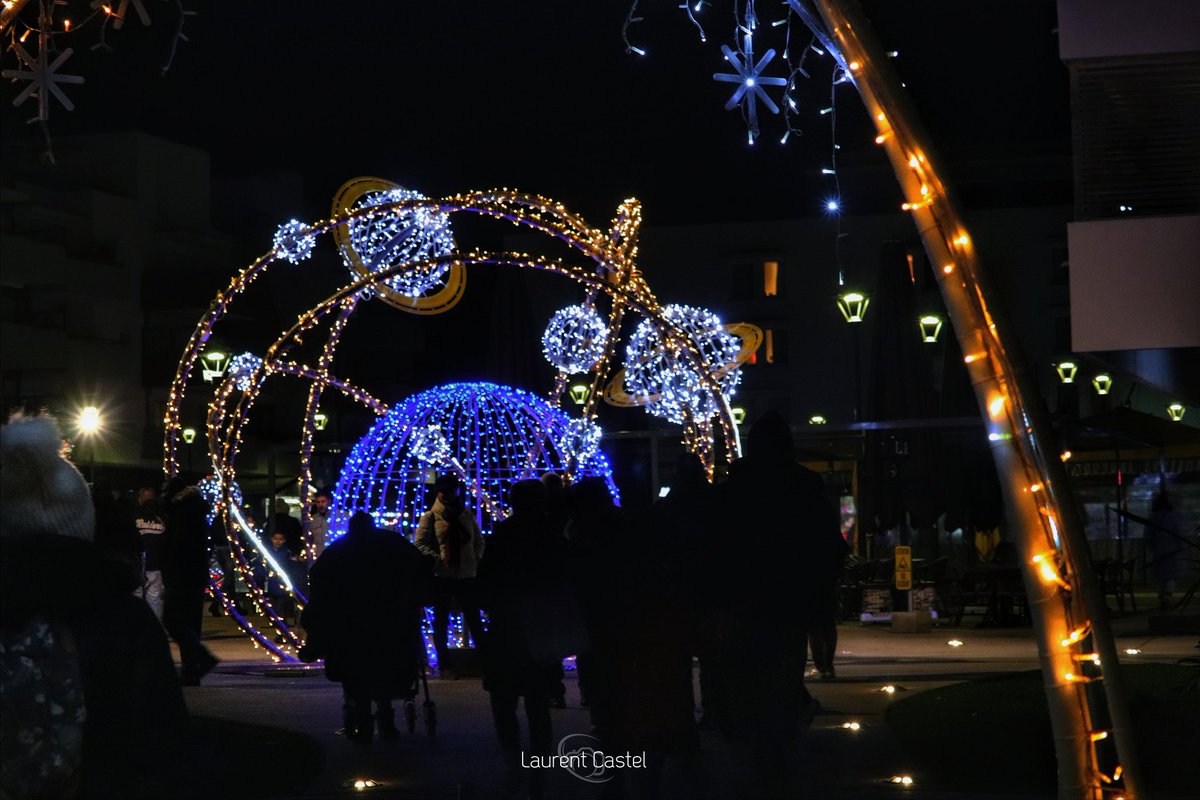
[301, 511, 425, 743]
[713, 410, 846, 796]
[1, 413, 191, 799]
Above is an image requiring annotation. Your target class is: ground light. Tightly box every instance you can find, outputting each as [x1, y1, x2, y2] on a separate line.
[888, 775, 915, 786]
[842, 721, 861, 731]
[947, 639, 964, 647]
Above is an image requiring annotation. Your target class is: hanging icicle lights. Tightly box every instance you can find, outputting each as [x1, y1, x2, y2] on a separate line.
[331, 382, 618, 540]
[623, 304, 743, 424]
[542, 304, 610, 374]
[163, 179, 758, 661]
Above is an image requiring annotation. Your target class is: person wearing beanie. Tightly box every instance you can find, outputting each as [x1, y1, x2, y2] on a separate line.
[1, 412, 191, 798]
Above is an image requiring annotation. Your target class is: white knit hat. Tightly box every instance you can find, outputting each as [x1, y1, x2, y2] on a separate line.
[0, 413, 95, 541]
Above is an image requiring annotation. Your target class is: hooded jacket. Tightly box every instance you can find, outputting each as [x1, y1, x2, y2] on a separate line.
[415, 498, 485, 579]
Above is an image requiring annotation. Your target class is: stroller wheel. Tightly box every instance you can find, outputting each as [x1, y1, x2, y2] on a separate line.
[404, 700, 417, 734]
[423, 699, 437, 737]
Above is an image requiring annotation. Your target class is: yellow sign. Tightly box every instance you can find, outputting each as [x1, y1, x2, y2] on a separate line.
[895, 545, 912, 590]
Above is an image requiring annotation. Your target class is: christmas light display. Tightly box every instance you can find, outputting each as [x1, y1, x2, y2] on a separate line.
[226, 352, 264, 392]
[343, 186, 455, 298]
[630, 1, 1144, 795]
[623, 304, 743, 424]
[541, 304, 610, 374]
[330, 382, 618, 541]
[272, 219, 317, 264]
[164, 179, 758, 662]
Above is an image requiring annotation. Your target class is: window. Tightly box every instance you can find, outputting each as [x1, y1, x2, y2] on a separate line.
[764, 328, 788, 366]
[763, 260, 779, 296]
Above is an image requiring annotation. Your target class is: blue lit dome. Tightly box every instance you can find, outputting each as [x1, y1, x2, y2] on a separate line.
[330, 381, 617, 541]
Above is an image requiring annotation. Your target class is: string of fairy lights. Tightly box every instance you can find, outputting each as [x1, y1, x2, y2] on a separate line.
[165, 181, 759, 664]
[620, 1, 1145, 796]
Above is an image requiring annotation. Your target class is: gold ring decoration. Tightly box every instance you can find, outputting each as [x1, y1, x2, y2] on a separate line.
[331, 176, 467, 315]
[603, 321, 762, 408]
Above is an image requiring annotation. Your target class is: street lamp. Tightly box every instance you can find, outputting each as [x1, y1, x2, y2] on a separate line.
[809, 414, 828, 425]
[181, 427, 197, 444]
[202, 350, 230, 383]
[837, 291, 869, 422]
[1092, 374, 1112, 396]
[569, 382, 590, 406]
[731, 406, 747, 425]
[1055, 361, 1078, 384]
[836, 292, 870, 323]
[313, 411, 329, 431]
[918, 314, 943, 343]
[1167, 403, 1185, 422]
[76, 405, 102, 480]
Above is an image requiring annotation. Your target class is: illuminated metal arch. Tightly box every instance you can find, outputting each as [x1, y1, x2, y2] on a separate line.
[166, 181, 759, 661]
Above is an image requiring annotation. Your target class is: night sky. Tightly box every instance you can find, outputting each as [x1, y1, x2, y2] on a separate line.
[4, 1, 1071, 225]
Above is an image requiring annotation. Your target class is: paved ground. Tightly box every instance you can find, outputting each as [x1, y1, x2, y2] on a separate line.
[179, 603, 1199, 800]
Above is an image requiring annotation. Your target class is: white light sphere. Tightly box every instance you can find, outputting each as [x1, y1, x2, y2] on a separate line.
[542, 304, 609, 374]
[345, 187, 455, 297]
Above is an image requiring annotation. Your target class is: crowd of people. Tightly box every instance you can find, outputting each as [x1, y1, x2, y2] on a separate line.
[2, 409, 849, 799]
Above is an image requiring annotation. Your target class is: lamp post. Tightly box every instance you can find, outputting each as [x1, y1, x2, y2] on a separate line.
[837, 291, 869, 422]
[181, 427, 197, 473]
[201, 350, 230, 383]
[569, 382, 590, 406]
[918, 314, 943, 343]
[77, 405, 102, 481]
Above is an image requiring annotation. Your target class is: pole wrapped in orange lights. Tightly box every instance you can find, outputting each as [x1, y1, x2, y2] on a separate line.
[804, 1, 1142, 797]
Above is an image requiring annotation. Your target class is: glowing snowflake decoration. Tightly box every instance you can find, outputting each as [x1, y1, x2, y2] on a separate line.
[345, 187, 455, 297]
[558, 417, 602, 466]
[713, 34, 788, 143]
[272, 219, 317, 264]
[541, 304, 609, 374]
[409, 425, 452, 466]
[226, 352, 264, 392]
[623, 304, 742, 424]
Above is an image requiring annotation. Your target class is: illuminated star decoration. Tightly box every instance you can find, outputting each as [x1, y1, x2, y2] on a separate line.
[2, 37, 85, 122]
[712, 33, 788, 143]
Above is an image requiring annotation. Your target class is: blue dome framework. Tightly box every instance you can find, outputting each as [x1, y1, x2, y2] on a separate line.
[331, 381, 617, 540]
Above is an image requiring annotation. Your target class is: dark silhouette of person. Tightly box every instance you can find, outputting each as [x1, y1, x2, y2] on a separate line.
[91, 477, 144, 587]
[414, 474, 485, 678]
[1146, 491, 1189, 610]
[539, 471, 571, 708]
[161, 475, 219, 686]
[1, 413, 192, 798]
[478, 479, 585, 800]
[716, 410, 843, 797]
[631, 452, 713, 795]
[302, 511, 425, 743]
[564, 476, 636, 762]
